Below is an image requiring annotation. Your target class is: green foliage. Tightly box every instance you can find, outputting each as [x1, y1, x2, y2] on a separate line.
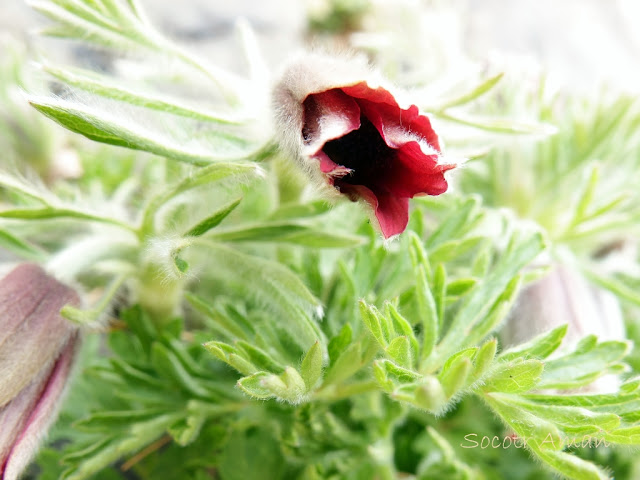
[1, 1, 640, 479]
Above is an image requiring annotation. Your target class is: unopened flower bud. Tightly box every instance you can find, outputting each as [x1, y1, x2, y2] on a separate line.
[502, 264, 625, 391]
[0, 263, 80, 480]
[273, 52, 455, 238]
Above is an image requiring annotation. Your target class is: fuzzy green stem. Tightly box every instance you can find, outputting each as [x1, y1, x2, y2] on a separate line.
[136, 262, 186, 324]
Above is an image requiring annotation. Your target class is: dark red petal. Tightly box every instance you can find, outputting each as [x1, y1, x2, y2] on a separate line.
[341, 82, 399, 107]
[312, 151, 352, 186]
[315, 151, 341, 174]
[374, 191, 411, 238]
[302, 89, 361, 155]
[313, 82, 452, 239]
[340, 184, 410, 238]
[385, 142, 451, 197]
[342, 83, 441, 151]
[401, 104, 441, 152]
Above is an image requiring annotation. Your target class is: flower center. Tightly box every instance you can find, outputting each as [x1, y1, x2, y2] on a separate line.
[323, 116, 392, 188]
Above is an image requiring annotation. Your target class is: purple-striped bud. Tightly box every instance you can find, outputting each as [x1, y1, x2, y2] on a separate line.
[502, 264, 625, 391]
[0, 264, 80, 480]
[273, 52, 455, 238]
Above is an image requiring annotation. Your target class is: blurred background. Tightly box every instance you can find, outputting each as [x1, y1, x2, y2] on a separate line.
[2, 0, 639, 92]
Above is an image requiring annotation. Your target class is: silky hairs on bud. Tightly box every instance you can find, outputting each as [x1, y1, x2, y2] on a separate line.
[273, 51, 380, 182]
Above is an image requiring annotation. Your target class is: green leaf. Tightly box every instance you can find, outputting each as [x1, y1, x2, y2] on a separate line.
[324, 342, 363, 385]
[438, 354, 472, 399]
[481, 359, 544, 393]
[408, 235, 439, 361]
[434, 231, 545, 364]
[236, 372, 276, 400]
[235, 341, 285, 373]
[168, 412, 205, 446]
[73, 409, 166, 432]
[500, 324, 568, 362]
[0, 171, 50, 205]
[584, 268, 640, 307]
[62, 275, 127, 325]
[471, 245, 492, 277]
[268, 200, 332, 220]
[208, 223, 364, 248]
[434, 73, 504, 110]
[484, 393, 564, 449]
[432, 265, 446, 329]
[375, 359, 421, 383]
[150, 343, 212, 398]
[238, 367, 306, 403]
[470, 338, 497, 382]
[420, 426, 479, 479]
[439, 347, 476, 377]
[207, 223, 308, 242]
[187, 293, 251, 340]
[140, 162, 258, 236]
[300, 341, 323, 390]
[161, 163, 259, 203]
[429, 236, 484, 264]
[0, 206, 131, 230]
[30, 0, 158, 52]
[386, 336, 412, 369]
[522, 390, 640, 414]
[271, 229, 365, 248]
[445, 278, 477, 297]
[30, 97, 250, 166]
[496, 395, 621, 433]
[463, 274, 521, 348]
[372, 361, 393, 392]
[277, 367, 307, 402]
[539, 340, 631, 389]
[424, 197, 479, 249]
[0, 228, 46, 260]
[436, 111, 557, 135]
[534, 449, 609, 480]
[30, 0, 246, 103]
[360, 301, 388, 348]
[385, 303, 419, 361]
[414, 262, 438, 361]
[61, 414, 180, 480]
[218, 427, 286, 480]
[393, 376, 447, 412]
[194, 242, 323, 351]
[408, 231, 431, 276]
[203, 341, 257, 375]
[173, 255, 189, 274]
[569, 164, 599, 227]
[327, 324, 353, 366]
[184, 197, 242, 237]
[42, 64, 246, 125]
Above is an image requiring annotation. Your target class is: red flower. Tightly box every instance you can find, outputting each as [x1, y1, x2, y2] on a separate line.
[274, 54, 455, 238]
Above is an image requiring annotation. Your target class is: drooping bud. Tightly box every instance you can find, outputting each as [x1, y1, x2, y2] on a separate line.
[0, 263, 80, 480]
[502, 263, 625, 391]
[272, 52, 455, 238]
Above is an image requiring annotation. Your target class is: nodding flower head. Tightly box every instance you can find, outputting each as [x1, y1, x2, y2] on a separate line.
[273, 52, 455, 238]
[0, 263, 80, 480]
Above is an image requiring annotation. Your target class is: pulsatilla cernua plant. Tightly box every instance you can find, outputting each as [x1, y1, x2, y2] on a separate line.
[3, 1, 640, 479]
